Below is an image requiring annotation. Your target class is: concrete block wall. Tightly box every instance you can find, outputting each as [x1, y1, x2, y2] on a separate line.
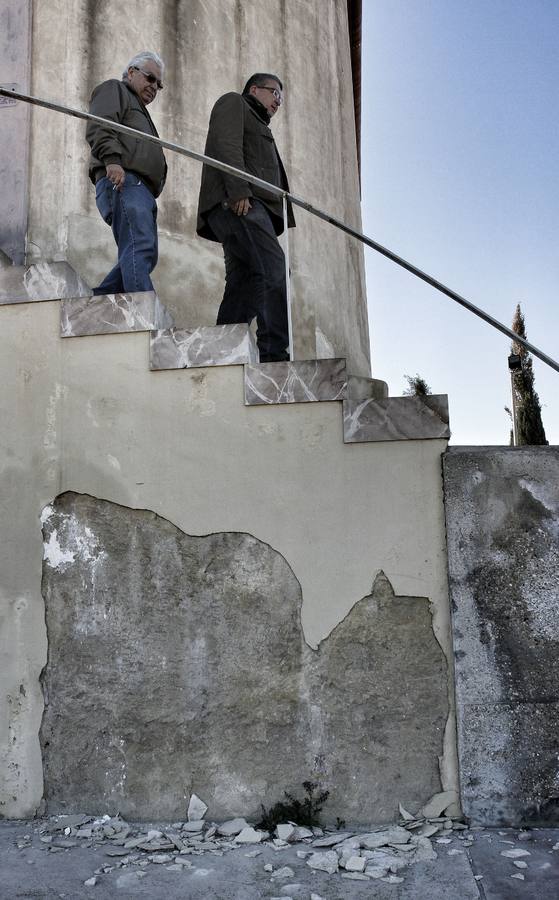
[444, 447, 559, 826]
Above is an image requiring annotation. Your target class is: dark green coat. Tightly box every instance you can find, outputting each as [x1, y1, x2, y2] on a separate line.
[87, 79, 167, 198]
[197, 92, 295, 241]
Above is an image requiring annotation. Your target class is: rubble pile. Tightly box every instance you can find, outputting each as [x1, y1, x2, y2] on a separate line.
[12, 790, 482, 889]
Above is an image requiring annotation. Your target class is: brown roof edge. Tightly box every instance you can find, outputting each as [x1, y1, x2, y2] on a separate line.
[347, 0, 362, 185]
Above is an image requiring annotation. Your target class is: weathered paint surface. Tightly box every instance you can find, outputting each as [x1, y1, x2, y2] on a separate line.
[443, 447, 559, 825]
[40, 494, 448, 824]
[26, 0, 370, 374]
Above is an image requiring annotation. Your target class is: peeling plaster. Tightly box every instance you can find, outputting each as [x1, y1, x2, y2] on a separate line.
[40, 493, 450, 822]
[41, 507, 107, 572]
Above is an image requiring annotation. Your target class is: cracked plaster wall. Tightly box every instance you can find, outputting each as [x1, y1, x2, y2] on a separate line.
[443, 447, 559, 825]
[0, 301, 454, 818]
[40, 494, 448, 823]
[22, 0, 370, 373]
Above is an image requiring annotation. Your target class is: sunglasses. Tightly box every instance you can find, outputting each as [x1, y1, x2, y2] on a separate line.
[133, 66, 164, 91]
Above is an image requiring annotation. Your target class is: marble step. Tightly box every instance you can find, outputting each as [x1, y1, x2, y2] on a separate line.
[343, 394, 450, 443]
[61, 291, 173, 337]
[0, 261, 90, 305]
[150, 325, 258, 369]
[244, 359, 347, 405]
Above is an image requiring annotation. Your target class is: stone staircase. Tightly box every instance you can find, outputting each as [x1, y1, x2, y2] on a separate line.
[1, 261, 450, 443]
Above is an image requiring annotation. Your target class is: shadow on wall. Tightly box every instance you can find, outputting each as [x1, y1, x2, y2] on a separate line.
[39, 492, 448, 824]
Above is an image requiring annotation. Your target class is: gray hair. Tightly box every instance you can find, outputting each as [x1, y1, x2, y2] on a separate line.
[122, 51, 165, 80]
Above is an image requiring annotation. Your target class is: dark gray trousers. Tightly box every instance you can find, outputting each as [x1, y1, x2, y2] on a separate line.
[207, 200, 289, 362]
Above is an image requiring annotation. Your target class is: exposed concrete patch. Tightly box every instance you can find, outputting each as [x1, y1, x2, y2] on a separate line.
[40, 493, 449, 824]
[443, 447, 559, 825]
[311, 572, 448, 823]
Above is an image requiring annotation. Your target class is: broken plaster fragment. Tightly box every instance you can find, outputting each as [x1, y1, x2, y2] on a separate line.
[306, 851, 339, 874]
[217, 818, 249, 837]
[312, 832, 355, 848]
[270, 866, 294, 879]
[421, 791, 459, 819]
[345, 855, 366, 872]
[276, 824, 295, 842]
[399, 802, 415, 820]
[501, 849, 531, 859]
[188, 793, 208, 822]
[291, 826, 314, 840]
[359, 826, 411, 849]
[365, 865, 389, 879]
[183, 820, 205, 833]
[235, 827, 266, 844]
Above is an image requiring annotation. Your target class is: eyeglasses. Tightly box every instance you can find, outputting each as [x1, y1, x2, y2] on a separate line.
[133, 66, 164, 91]
[257, 85, 283, 104]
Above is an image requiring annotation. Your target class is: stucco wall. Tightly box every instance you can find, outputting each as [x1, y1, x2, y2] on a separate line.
[0, 300, 453, 819]
[24, 0, 370, 374]
[0, 0, 31, 264]
[443, 447, 559, 825]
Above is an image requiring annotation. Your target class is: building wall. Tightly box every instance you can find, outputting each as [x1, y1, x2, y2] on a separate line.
[443, 447, 559, 825]
[0, 299, 455, 820]
[23, 0, 370, 374]
[0, 0, 31, 264]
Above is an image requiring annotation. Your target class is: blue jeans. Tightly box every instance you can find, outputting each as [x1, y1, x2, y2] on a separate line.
[94, 173, 158, 295]
[207, 200, 289, 362]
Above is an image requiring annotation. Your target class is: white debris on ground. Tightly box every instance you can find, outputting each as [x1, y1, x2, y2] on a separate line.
[11, 790, 553, 890]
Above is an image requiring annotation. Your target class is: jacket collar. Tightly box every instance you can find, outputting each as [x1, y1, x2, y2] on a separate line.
[243, 93, 271, 126]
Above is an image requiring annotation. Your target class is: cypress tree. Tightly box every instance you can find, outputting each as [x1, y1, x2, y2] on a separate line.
[510, 304, 547, 445]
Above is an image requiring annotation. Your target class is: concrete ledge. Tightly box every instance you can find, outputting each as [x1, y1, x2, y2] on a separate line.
[345, 374, 389, 401]
[244, 358, 347, 405]
[0, 261, 90, 305]
[343, 395, 450, 443]
[61, 291, 173, 337]
[150, 324, 258, 370]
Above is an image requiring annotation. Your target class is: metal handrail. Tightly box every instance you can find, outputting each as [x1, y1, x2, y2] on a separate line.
[2, 86, 558, 375]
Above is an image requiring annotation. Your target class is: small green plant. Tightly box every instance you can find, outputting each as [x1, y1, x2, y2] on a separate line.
[257, 780, 330, 831]
[336, 816, 346, 830]
[403, 373, 431, 396]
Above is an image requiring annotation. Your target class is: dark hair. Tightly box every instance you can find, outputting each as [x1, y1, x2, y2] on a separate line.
[242, 72, 283, 95]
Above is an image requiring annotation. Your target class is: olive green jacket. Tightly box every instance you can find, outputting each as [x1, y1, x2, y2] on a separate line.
[197, 92, 295, 241]
[87, 79, 167, 198]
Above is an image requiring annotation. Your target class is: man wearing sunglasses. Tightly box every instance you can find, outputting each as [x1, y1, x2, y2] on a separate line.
[86, 51, 167, 296]
[197, 73, 295, 363]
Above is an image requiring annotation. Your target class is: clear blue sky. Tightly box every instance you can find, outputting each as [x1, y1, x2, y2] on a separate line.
[361, 0, 559, 445]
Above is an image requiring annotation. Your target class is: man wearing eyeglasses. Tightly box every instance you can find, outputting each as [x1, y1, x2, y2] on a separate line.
[197, 73, 295, 363]
[86, 51, 167, 296]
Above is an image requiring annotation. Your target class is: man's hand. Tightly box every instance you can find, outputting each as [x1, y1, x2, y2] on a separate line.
[106, 163, 126, 191]
[231, 198, 252, 216]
